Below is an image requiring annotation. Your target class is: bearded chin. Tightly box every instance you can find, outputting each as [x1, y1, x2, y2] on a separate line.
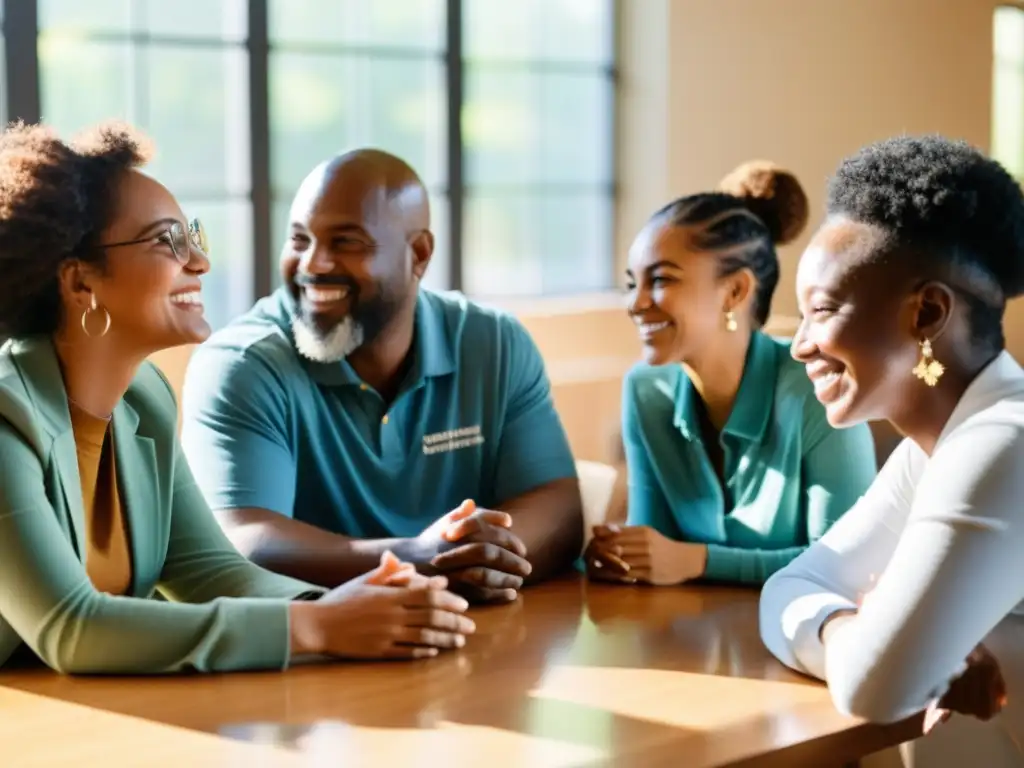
[292, 314, 365, 363]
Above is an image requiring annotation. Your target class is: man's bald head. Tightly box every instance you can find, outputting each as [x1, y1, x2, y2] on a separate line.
[281, 149, 435, 363]
[292, 148, 430, 234]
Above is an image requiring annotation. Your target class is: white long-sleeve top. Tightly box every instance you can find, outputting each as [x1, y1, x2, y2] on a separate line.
[759, 351, 1024, 724]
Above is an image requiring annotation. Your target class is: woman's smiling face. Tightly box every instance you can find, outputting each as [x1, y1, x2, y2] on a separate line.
[791, 215, 923, 427]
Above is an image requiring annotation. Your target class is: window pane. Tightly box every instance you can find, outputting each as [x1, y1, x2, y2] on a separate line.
[269, 194, 451, 294]
[422, 192, 450, 292]
[270, 197, 292, 292]
[464, 70, 612, 186]
[143, 45, 250, 197]
[464, 192, 611, 296]
[269, 53, 446, 197]
[39, 0, 132, 34]
[142, 0, 247, 42]
[993, 63, 1024, 179]
[39, 40, 132, 133]
[183, 199, 254, 330]
[268, 0, 444, 51]
[995, 6, 1024, 65]
[464, 0, 613, 63]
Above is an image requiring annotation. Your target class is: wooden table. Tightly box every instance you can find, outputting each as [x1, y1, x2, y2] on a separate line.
[0, 577, 919, 767]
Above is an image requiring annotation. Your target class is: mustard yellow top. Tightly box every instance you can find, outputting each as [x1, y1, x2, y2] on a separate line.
[69, 401, 132, 596]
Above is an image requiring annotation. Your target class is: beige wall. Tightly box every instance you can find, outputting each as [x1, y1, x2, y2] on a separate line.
[619, 0, 1000, 318]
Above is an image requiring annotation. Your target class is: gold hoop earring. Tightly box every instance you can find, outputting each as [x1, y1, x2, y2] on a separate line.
[912, 337, 944, 387]
[725, 310, 738, 333]
[81, 293, 111, 338]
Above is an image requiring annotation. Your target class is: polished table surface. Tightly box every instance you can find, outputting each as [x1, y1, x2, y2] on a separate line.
[0, 577, 920, 767]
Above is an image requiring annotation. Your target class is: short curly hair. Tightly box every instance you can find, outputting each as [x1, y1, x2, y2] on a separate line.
[827, 135, 1024, 351]
[0, 120, 153, 339]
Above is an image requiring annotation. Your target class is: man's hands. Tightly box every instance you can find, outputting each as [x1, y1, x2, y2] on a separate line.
[289, 551, 475, 660]
[409, 501, 532, 603]
[584, 525, 707, 586]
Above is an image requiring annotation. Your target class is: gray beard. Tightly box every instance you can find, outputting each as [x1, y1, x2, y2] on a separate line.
[292, 314, 365, 364]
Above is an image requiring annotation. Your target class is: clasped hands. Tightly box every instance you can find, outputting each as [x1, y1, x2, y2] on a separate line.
[295, 500, 531, 661]
[583, 524, 707, 586]
[408, 499, 532, 604]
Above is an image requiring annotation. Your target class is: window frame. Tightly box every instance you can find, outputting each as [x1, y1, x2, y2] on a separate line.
[2, 0, 618, 306]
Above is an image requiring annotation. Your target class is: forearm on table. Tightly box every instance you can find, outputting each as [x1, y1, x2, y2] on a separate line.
[499, 479, 583, 583]
[215, 508, 410, 587]
[704, 543, 806, 585]
[759, 570, 860, 680]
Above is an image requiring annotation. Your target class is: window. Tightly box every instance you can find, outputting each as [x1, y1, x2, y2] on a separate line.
[267, 0, 449, 292]
[993, 5, 1024, 180]
[5, 1, 617, 328]
[36, 0, 253, 331]
[462, 0, 615, 296]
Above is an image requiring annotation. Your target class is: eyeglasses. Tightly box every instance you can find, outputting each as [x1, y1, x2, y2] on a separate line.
[101, 218, 209, 265]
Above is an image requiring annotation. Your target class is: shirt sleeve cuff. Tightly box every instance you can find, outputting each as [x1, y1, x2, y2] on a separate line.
[784, 593, 858, 679]
[704, 543, 739, 581]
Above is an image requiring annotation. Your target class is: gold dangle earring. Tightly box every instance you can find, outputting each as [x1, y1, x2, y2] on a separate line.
[724, 309, 738, 333]
[912, 337, 944, 387]
[81, 293, 111, 338]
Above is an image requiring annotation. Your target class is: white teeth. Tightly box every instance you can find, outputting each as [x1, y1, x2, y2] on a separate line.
[638, 321, 669, 334]
[304, 286, 349, 303]
[170, 291, 201, 305]
[814, 372, 840, 392]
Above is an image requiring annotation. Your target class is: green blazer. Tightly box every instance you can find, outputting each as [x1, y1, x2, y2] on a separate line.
[0, 337, 321, 674]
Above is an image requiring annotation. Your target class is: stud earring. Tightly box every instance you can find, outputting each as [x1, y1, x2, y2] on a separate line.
[81, 293, 111, 338]
[725, 310, 738, 333]
[912, 337, 944, 387]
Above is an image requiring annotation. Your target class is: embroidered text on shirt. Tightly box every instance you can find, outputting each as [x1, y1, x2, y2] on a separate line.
[423, 425, 485, 455]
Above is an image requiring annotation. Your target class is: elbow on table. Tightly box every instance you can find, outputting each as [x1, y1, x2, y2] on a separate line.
[827, 672, 915, 724]
[757, 574, 802, 673]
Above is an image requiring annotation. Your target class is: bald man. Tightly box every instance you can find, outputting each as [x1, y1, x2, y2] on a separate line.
[180, 150, 583, 604]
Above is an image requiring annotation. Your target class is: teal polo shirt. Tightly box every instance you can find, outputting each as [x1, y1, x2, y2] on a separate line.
[622, 331, 877, 585]
[179, 288, 577, 538]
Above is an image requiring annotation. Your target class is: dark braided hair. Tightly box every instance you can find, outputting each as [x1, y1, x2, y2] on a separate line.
[652, 161, 809, 327]
[0, 120, 153, 339]
[827, 135, 1024, 353]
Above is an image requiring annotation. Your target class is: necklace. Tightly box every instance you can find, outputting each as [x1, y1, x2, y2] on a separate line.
[66, 394, 112, 422]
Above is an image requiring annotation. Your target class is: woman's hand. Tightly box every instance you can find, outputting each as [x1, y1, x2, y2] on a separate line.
[289, 551, 475, 660]
[923, 643, 1007, 734]
[826, 582, 1007, 736]
[585, 525, 707, 586]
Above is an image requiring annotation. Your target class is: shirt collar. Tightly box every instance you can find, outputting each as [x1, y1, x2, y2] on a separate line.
[672, 331, 778, 442]
[270, 288, 456, 389]
[936, 351, 1024, 447]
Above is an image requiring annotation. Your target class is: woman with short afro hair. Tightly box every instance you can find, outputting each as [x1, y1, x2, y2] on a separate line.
[0, 120, 472, 674]
[761, 134, 1024, 765]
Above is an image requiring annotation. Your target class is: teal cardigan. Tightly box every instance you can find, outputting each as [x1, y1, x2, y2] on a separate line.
[0, 337, 322, 674]
[622, 332, 877, 585]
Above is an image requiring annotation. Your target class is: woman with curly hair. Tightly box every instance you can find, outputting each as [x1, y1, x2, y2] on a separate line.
[0, 120, 473, 674]
[585, 162, 877, 587]
[760, 135, 1024, 764]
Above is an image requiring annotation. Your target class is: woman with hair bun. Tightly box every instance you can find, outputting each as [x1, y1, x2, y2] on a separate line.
[0, 121, 472, 674]
[586, 162, 877, 587]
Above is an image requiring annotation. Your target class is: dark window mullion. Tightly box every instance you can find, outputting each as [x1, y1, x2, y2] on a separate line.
[249, 0, 272, 299]
[446, 0, 464, 291]
[4, 0, 41, 124]
[39, 32, 246, 49]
